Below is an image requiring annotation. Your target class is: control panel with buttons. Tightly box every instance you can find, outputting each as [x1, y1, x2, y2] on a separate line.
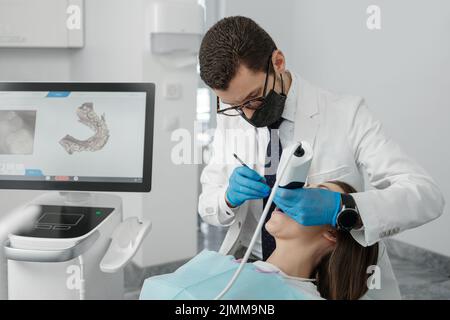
[18, 205, 114, 239]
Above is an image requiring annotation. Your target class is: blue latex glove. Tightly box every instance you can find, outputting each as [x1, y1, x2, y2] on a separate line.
[273, 187, 342, 226]
[226, 166, 270, 207]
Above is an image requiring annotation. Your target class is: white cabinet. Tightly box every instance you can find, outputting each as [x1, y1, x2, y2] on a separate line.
[0, 0, 84, 48]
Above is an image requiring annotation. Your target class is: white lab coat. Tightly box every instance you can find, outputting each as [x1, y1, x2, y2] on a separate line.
[198, 75, 445, 300]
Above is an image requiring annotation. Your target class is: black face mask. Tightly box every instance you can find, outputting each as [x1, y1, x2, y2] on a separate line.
[242, 74, 287, 128]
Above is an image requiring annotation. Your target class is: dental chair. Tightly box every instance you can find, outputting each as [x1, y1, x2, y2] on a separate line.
[217, 202, 257, 259]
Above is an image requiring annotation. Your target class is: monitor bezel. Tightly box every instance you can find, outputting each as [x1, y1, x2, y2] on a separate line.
[0, 82, 154, 193]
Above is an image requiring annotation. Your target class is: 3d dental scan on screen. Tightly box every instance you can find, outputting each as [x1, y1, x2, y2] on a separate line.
[0, 85, 151, 188]
[0, 0, 449, 317]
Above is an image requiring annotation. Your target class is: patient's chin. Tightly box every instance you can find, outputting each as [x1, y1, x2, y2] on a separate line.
[265, 209, 290, 237]
[264, 221, 279, 238]
[266, 209, 309, 240]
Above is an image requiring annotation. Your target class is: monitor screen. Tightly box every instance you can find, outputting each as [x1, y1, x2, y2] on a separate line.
[0, 83, 154, 192]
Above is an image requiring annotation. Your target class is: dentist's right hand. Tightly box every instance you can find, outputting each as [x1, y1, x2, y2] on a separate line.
[225, 166, 270, 208]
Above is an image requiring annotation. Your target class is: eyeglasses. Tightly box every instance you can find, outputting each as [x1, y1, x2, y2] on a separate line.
[216, 56, 274, 117]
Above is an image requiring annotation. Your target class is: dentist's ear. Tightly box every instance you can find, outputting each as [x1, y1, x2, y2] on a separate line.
[271, 50, 286, 74]
[323, 228, 338, 244]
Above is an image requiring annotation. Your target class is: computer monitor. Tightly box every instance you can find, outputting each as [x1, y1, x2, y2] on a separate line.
[0, 83, 154, 192]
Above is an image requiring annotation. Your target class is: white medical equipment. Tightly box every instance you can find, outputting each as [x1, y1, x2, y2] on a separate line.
[0, 82, 155, 300]
[149, 1, 204, 55]
[215, 141, 313, 300]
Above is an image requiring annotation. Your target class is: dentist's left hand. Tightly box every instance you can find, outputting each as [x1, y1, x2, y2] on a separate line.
[273, 187, 342, 226]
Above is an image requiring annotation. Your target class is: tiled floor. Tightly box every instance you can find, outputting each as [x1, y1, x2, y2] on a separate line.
[387, 251, 450, 299]
[126, 223, 450, 300]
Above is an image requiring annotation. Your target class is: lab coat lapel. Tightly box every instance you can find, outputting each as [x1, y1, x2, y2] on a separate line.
[293, 77, 320, 149]
[254, 127, 269, 177]
[252, 77, 320, 175]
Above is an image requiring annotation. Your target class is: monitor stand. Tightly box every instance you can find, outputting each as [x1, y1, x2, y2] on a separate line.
[58, 191, 94, 205]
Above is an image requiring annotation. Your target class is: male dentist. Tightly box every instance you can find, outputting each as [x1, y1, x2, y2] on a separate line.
[198, 16, 445, 299]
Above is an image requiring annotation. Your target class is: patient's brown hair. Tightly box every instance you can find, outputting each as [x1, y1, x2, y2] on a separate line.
[315, 180, 379, 300]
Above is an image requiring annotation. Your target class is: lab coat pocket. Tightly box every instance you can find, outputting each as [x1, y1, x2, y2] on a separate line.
[307, 165, 352, 185]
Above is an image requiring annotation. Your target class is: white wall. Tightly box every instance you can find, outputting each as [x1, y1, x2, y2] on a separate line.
[221, 0, 450, 256]
[222, 0, 296, 66]
[291, 0, 450, 256]
[0, 0, 199, 277]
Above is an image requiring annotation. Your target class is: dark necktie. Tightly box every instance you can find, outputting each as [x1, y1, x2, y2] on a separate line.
[261, 119, 283, 261]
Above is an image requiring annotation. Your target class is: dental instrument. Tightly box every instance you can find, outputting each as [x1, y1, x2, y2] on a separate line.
[233, 153, 249, 168]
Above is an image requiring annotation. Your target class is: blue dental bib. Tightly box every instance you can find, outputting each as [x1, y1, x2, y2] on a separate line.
[140, 250, 320, 300]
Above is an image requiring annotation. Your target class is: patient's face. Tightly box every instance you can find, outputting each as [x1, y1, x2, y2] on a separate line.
[265, 182, 344, 241]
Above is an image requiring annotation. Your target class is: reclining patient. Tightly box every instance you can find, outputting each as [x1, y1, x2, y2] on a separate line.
[140, 181, 379, 300]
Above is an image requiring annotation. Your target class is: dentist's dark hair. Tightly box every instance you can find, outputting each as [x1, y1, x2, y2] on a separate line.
[315, 181, 379, 300]
[199, 16, 277, 90]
